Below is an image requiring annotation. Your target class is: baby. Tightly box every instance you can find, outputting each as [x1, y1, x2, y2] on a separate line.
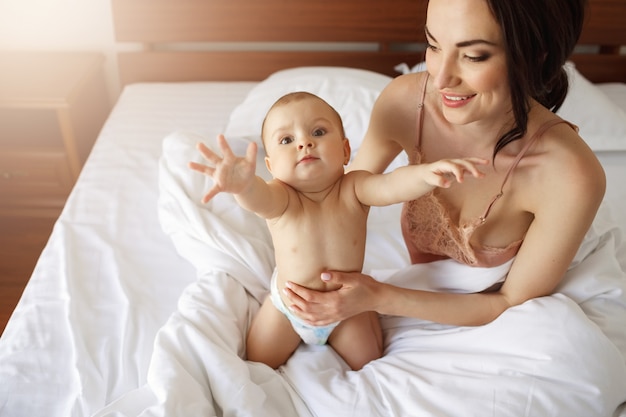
[189, 92, 485, 370]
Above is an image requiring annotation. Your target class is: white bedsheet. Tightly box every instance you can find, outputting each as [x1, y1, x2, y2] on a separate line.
[1, 80, 625, 417]
[92, 131, 626, 417]
[0, 82, 255, 416]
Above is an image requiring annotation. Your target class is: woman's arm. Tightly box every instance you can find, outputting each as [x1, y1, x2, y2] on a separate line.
[285, 125, 606, 326]
[348, 73, 424, 174]
[494, 131, 605, 309]
[283, 272, 510, 327]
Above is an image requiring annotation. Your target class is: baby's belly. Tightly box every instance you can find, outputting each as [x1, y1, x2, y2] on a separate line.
[275, 268, 343, 293]
[273, 263, 355, 309]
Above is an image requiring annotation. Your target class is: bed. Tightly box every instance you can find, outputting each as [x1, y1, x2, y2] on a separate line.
[1, 0, 626, 416]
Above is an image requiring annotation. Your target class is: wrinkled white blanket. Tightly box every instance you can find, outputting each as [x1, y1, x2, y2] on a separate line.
[94, 132, 626, 417]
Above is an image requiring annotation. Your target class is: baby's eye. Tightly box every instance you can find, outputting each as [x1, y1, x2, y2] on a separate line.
[312, 128, 326, 137]
[279, 136, 294, 145]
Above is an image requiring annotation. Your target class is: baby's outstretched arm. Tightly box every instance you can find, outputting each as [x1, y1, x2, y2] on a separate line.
[355, 157, 488, 206]
[188, 135, 287, 217]
[420, 157, 488, 188]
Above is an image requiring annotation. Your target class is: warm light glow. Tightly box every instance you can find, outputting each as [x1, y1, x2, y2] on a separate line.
[0, 0, 113, 50]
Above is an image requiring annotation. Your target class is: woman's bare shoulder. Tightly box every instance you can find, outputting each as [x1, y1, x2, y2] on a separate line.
[378, 71, 425, 101]
[366, 72, 426, 148]
[522, 118, 606, 211]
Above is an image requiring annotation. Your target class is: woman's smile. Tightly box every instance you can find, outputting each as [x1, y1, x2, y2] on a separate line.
[441, 93, 477, 108]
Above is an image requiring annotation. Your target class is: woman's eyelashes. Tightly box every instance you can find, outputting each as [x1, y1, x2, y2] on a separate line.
[426, 42, 439, 53]
[426, 41, 491, 63]
[465, 53, 491, 63]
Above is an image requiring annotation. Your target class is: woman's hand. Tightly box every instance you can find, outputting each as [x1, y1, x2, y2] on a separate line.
[282, 271, 381, 326]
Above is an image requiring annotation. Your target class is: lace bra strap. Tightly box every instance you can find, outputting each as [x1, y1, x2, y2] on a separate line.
[415, 73, 429, 148]
[479, 118, 568, 222]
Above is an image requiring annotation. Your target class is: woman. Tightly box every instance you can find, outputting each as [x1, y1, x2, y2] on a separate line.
[282, 0, 605, 328]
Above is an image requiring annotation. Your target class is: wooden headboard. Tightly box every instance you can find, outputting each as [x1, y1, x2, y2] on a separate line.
[111, 0, 626, 86]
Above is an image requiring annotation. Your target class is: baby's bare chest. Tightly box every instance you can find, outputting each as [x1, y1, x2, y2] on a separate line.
[269, 198, 369, 285]
[274, 200, 367, 251]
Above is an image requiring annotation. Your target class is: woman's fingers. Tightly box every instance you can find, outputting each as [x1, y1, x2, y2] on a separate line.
[283, 282, 339, 326]
[283, 281, 316, 307]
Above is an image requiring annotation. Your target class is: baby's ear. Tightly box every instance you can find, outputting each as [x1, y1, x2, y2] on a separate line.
[265, 155, 273, 173]
[343, 138, 351, 165]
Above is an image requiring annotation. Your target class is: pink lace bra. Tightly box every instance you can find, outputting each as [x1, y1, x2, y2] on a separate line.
[401, 74, 575, 267]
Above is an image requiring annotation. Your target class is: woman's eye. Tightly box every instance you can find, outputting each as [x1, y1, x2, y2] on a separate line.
[312, 128, 325, 137]
[279, 136, 293, 145]
[426, 42, 439, 53]
[466, 54, 490, 63]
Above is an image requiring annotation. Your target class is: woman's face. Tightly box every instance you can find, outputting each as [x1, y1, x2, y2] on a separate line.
[425, 0, 511, 127]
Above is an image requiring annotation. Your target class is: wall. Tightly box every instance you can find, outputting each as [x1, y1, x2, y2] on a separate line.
[0, 0, 120, 101]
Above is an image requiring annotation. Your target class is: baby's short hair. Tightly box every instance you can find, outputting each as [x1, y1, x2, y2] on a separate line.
[260, 92, 346, 149]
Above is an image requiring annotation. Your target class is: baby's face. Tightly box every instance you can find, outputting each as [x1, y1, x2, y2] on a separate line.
[262, 97, 350, 192]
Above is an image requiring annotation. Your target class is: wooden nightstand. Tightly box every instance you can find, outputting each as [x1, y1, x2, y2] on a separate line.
[0, 52, 110, 217]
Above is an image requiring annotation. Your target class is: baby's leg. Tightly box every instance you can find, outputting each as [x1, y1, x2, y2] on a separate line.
[246, 296, 301, 369]
[328, 311, 383, 371]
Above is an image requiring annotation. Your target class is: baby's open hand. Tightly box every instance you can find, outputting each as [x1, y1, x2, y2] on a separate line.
[188, 134, 258, 203]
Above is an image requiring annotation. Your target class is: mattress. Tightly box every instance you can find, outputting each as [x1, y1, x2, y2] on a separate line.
[0, 82, 256, 415]
[0, 74, 625, 417]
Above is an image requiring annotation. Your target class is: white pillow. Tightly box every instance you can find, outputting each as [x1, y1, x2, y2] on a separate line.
[395, 61, 626, 152]
[158, 131, 274, 301]
[558, 61, 626, 151]
[394, 61, 427, 74]
[223, 67, 392, 157]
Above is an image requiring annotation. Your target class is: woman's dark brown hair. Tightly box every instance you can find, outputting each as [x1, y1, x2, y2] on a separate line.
[485, 0, 587, 158]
